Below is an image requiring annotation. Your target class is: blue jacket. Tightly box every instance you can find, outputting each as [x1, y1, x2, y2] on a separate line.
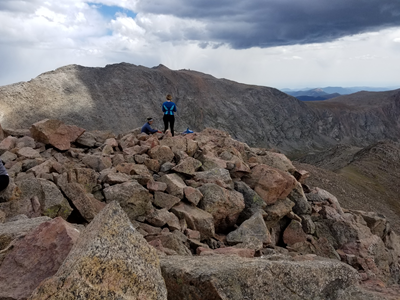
[141, 122, 157, 134]
[162, 101, 177, 115]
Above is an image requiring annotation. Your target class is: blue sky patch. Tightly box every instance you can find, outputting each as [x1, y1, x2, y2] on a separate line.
[88, 2, 137, 19]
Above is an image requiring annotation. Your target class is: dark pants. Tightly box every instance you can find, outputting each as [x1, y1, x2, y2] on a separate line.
[0, 175, 9, 192]
[163, 115, 175, 136]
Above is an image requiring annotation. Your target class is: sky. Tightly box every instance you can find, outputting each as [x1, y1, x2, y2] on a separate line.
[1, 0, 400, 89]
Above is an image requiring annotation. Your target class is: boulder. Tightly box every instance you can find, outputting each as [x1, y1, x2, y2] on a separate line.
[29, 202, 168, 300]
[198, 183, 245, 232]
[306, 187, 344, 215]
[17, 147, 41, 159]
[234, 181, 266, 224]
[103, 181, 153, 221]
[288, 181, 312, 215]
[57, 175, 105, 222]
[153, 192, 181, 210]
[146, 232, 192, 256]
[171, 202, 215, 240]
[147, 180, 168, 193]
[104, 172, 132, 185]
[81, 154, 112, 172]
[159, 173, 186, 199]
[194, 168, 234, 189]
[160, 256, 368, 300]
[283, 220, 308, 247]
[172, 157, 202, 175]
[248, 151, 296, 173]
[243, 164, 297, 205]
[183, 186, 203, 206]
[148, 145, 175, 165]
[17, 178, 73, 219]
[197, 247, 255, 258]
[146, 208, 180, 230]
[226, 211, 271, 249]
[30, 119, 85, 151]
[0, 216, 52, 252]
[0, 217, 79, 300]
[0, 136, 17, 155]
[197, 153, 227, 171]
[264, 198, 295, 227]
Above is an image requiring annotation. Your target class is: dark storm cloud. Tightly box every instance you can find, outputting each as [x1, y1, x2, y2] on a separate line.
[136, 0, 400, 48]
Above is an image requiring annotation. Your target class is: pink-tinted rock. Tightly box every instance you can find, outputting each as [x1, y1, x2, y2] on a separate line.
[30, 119, 85, 151]
[171, 202, 215, 239]
[293, 169, 310, 184]
[197, 246, 255, 258]
[243, 164, 297, 205]
[0, 217, 79, 300]
[185, 229, 201, 240]
[0, 136, 17, 155]
[184, 186, 203, 206]
[147, 180, 168, 192]
[159, 173, 187, 199]
[283, 220, 308, 246]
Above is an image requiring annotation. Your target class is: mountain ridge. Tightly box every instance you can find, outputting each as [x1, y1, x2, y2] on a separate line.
[1, 63, 400, 156]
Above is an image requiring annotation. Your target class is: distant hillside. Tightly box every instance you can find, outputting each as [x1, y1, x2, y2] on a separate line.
[295, 141, 400, 232]
[0, 63, 400, 155]
[282, 86, 396, 95]
[296, 93, 341, 101]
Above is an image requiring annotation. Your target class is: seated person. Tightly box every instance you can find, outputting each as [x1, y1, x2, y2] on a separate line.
[141, 117, 161, 135]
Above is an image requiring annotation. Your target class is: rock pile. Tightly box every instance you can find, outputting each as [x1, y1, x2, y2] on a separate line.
[0, 119, 399, 299]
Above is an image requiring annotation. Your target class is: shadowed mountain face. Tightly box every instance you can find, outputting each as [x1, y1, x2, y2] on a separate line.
[0, 63, 399, 155]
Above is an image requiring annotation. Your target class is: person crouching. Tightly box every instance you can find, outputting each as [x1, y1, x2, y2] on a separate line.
[141, 117, 162, 135]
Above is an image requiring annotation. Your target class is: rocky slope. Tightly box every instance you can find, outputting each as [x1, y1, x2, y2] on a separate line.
[295, 141, 400, 233]
[0, 119, 399, 299]
[1, 63, 399, 155]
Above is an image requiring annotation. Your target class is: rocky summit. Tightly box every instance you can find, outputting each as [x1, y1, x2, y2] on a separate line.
[0, 63, 399, 155]
[0, 119, 399, 299]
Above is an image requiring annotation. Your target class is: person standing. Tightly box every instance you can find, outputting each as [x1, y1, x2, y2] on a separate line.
[162, 94, 177, 136]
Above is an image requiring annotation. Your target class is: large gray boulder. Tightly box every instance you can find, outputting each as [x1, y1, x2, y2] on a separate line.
[160, 256, 378, 300]
[29, 201, 168, 300]
[103, 180, 153, 221]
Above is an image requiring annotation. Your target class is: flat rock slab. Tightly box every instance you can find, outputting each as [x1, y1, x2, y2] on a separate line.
[160, 256, 363, 300]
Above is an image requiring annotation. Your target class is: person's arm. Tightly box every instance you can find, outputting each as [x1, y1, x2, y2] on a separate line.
[162, 103, 166, 113]
[173, 103, 177, 112]
[149, 126, 158, 134]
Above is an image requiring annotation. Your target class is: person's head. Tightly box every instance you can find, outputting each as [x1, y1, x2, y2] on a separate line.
[166, 94, 172, 101]
[147, 117, 153, 124]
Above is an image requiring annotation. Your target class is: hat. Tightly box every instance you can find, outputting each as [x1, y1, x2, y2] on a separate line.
[166, 94, 172, 100]
[147, 117, 153, 122]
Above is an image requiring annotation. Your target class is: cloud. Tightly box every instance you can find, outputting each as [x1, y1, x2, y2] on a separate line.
[0, 0, 399, 90]
[135, 0, 400, 48]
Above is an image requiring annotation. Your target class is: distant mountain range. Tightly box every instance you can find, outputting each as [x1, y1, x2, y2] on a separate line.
[281, 86, 397, 101]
